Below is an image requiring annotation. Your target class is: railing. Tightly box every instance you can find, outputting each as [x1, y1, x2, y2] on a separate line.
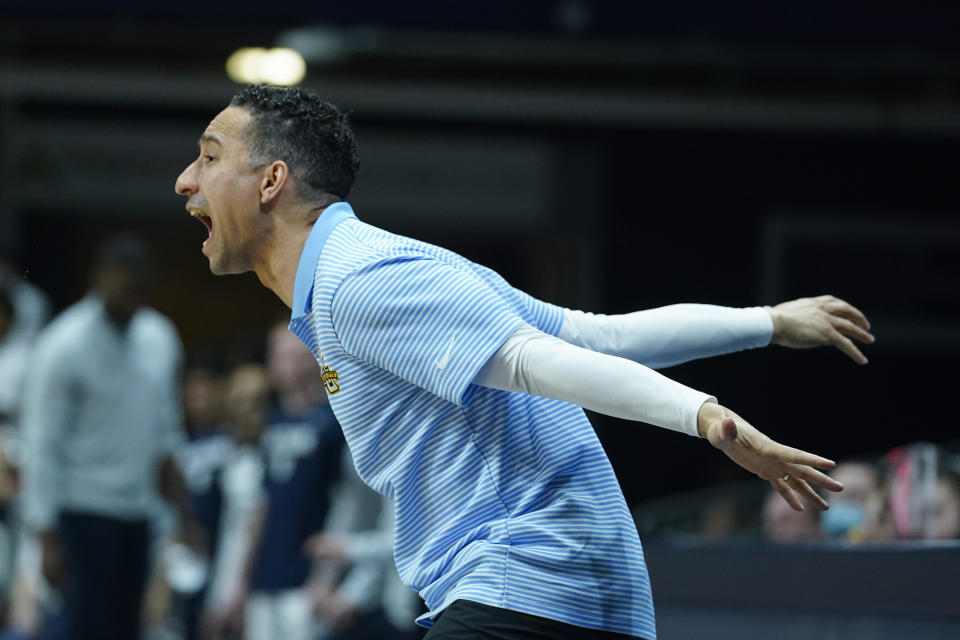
[645, 539, 960, 639]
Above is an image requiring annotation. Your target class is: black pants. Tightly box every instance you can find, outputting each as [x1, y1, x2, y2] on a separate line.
[56, 511, 150, 640]
[425, 600, 640, 640]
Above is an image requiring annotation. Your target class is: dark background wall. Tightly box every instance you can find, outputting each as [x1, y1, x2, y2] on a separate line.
[2, 2, 959, 507]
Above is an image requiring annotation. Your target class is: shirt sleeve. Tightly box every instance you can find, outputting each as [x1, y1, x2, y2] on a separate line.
[476, 323, 715, 437]
[20, 338, 72, 530]
[558, 304, 773, 369]
[330, 256, 524, 406]
[157, 326, 186, 455]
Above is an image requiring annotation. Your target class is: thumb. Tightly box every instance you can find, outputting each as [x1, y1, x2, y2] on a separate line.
[710, 416, 738, 450]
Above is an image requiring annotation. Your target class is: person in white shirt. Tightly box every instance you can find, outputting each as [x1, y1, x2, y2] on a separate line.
[19, 233, 189, 640]
[0, 249, 51, 344]
[0, 287, 31, 434]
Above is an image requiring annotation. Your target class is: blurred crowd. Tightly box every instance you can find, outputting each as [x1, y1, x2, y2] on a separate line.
[0, 236, 422, 640]
[759, 443, 960, 544]
[638, 440, 960, 545]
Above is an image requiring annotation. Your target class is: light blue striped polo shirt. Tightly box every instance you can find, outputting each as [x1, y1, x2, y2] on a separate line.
[290, 203, 654, 639]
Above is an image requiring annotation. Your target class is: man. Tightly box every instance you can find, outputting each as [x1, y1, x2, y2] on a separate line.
[175, 85, 872, 639]
[0, 287, 28, 607]
[20, 234, 188, 640]
[216, 324, 344, 640]
[304, 490, 425, 640]
[821, 458, 879, 542]
[873, 443, 960, 541]
[0, 286, 29, 433]
[0, 249, 50, 343]
[202, 362, 270, 640]
[174, 358, 232, 640]
[762, 486, 823, 543]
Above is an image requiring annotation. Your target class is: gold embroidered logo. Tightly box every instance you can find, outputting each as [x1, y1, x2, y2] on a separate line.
[320, 358, 341, 395]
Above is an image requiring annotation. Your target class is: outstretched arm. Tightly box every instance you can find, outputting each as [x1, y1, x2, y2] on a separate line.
[559, 295, 873, 368]
[476, 323, 842, 510]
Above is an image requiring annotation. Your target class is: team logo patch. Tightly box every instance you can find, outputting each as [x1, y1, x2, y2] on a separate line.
[320, 358, 341, 394]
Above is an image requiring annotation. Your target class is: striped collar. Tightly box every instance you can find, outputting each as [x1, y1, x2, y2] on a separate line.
[291, 202, 357, 321]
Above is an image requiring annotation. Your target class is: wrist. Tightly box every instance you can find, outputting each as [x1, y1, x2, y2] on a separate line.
[36, 528, 57, 545]
[764, 305, 782, 346]
[696, 401, 724, 439]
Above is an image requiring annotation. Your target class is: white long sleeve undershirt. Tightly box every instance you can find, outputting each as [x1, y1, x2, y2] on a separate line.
[476, 323, 715, 437]
[558, 304, 773, 369]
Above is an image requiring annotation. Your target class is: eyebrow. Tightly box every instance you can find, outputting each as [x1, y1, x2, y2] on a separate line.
[198, 132, 224, 148]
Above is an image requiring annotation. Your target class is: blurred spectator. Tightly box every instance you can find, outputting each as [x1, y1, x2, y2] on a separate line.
[0, 287, 26, 533]
[18, 233, 190, 640]
[169, 358, 232, 640]
[761, 488, 822, 543]
[0, 273, 45, 616]
[821, 459, 879, 543]
[871, 443, 960, 541]
[931, 472, 960, 540]
[698, 499, 748, 540]
[0, 287, 31, 434]
[203, 363, 270, 640]
[304, 483, 424, 640]
[224, 324, 344, 640]
[0, 282, 45, 632]
[0, 251, 50, 343]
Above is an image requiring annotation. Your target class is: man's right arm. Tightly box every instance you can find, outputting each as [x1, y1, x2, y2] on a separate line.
[475, 322, 844, 511]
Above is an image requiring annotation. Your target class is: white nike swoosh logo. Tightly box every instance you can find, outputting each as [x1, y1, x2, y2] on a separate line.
[435, 335, 456, 370]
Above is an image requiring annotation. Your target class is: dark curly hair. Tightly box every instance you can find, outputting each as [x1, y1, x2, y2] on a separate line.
[230, 85, 360, 202]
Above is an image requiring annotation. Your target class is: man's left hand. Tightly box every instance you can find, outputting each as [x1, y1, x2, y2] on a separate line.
[766, 295, 874, 364]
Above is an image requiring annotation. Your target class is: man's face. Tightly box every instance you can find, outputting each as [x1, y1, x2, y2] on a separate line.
[95, 266, 151, 321]
[175, 106, 268, 275]
[183, 368, 224, 430]
[931, 478, 960, 539]
[267, 324, 321, 391]
[224, 364, 270, 444]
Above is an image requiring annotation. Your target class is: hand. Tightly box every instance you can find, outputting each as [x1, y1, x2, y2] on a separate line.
[303, 533, 348, 564]
[766, 295, 874, 364]
[697, 403, 844, 511]
[38, 530, 66, 590]
[176, 518, 209, 555]
[218, 585, 248, 638]
[305, 580, 356, 631]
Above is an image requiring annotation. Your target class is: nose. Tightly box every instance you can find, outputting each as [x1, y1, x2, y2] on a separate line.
[175, 160, 198, 196]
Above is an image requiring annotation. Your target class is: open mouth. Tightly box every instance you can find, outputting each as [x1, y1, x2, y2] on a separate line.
[197, 214, 213, 237]
[189, 209, 214, 246]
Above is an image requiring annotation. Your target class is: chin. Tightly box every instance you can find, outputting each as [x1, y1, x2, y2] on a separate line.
[207, 253, 231, 276]
[208, 254, 250, 277]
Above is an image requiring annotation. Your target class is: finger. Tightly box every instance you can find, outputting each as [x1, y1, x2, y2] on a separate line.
[830, 315, 875, 345]
[828, 328, 868, 365]
[787, 477, 830, 510]
[773, 477, 804, 512]
[765, 441, 836, 470]
[786, 463, 845, 493]
[823, 297, 871, 330]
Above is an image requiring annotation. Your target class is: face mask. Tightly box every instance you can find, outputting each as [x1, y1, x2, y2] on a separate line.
[822, 501, 866, 536]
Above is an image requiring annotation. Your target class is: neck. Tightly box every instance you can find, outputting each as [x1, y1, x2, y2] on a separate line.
[253, 205, 326, 309]
[98, 297, 135, 329]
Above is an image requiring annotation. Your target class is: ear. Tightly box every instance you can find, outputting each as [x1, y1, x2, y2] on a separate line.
[259, 161, 289, 205]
